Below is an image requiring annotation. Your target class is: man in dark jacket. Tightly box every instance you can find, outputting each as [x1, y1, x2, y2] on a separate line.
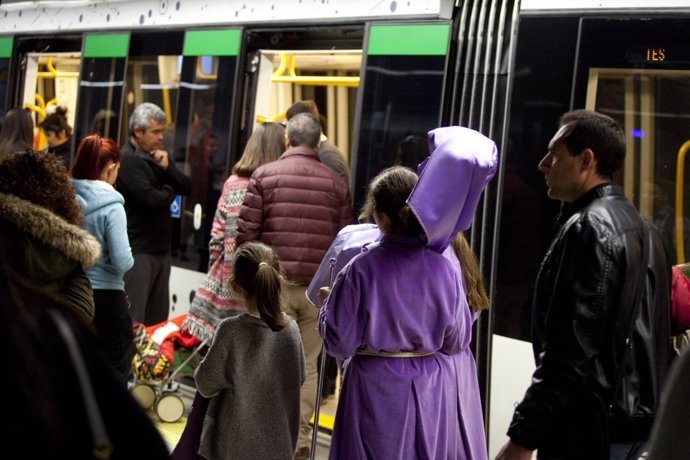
[116, 102, 191, 325]
[237, 112, 352, 460]
[496, 110, 673, 460]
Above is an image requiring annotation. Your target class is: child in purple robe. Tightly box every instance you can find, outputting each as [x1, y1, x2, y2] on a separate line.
[318, 165, 485, 459]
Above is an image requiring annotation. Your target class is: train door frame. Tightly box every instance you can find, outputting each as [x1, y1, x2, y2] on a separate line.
[239, 25, 364, 171]
[8, 35, 83, 156]
[0, 37, 12, 118]
[247, 48, 361, 155]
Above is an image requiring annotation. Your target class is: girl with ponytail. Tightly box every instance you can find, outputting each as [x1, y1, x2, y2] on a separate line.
[193, 241, 306, 460]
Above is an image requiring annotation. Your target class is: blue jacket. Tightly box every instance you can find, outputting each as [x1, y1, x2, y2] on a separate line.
[73, 179, 134, 290]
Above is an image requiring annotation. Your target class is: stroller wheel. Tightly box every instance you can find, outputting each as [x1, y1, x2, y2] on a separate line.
[131, 383, 156, 410]
[156, 392, 185, 423]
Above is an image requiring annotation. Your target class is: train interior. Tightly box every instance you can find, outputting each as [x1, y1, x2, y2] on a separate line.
[3, 1, 690, 458]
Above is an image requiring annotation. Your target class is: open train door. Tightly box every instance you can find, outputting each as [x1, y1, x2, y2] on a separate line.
[8, 34, 83, 158]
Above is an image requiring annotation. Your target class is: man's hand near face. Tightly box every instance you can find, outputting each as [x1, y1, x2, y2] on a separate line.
[150, 149, 169, 169]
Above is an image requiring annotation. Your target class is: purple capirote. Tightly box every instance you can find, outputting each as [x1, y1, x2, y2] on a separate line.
[318, 126, 497, 459]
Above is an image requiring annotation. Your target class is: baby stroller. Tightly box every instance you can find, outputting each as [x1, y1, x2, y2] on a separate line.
[129, 314, 208, 422]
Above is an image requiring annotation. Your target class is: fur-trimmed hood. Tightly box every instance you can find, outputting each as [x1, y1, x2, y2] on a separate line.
[0, 192, 101, 267]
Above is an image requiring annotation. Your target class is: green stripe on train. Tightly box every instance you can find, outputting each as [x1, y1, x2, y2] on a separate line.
[0, 37, 12, 58]
[368, 23, 450, 56]
[84, 33, 130, 58]
[184, 29, 241, 56]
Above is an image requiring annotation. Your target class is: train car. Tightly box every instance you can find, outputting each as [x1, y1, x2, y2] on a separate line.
[2, 0, 690, 457]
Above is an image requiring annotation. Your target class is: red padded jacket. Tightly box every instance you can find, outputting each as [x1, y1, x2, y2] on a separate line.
[236, 147, 352, 285]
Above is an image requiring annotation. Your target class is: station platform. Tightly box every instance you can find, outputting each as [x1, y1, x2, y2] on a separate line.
[150, 379, 337, 459]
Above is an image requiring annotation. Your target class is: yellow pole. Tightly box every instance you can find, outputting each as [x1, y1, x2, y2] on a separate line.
[162, 88, 172, 125]
[676, 140, 690, 264]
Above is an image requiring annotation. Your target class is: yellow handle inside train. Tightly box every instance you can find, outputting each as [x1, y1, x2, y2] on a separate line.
[676, 140, 690, 264]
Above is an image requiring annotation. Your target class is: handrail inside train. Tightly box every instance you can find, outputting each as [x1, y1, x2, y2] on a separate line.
[255, 113, 287, 124]
[677, 140, 689, 264]
[271, 52, 360, 87]
[36, 56, 79, 79]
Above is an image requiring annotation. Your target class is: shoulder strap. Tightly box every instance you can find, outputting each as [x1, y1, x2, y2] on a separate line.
[48, 310, 113, 460]
[610, 221, 650, 409]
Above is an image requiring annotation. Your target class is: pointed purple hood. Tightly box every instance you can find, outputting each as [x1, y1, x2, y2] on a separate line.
[408, 126, 498, 253]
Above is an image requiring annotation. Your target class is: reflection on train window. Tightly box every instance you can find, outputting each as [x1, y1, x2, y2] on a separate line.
[353, 54, 446, 210]
[0, 58, 10, 119]
[175, 55, 234, 272]
[124, 55, 179, 147]
[77, 57, 126, 146]
[587, 68, 690, 264]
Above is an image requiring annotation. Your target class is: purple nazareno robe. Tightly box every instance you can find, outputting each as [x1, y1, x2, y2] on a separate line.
[317, 126, 497, 460]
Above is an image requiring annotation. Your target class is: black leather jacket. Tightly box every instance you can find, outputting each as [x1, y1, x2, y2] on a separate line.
[507, 183, 673, 451]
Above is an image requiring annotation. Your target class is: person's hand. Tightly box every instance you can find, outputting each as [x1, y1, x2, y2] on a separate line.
[495, 440, 533, 460]
[151, 149, 169, 169]
[318, 287, 331, 305]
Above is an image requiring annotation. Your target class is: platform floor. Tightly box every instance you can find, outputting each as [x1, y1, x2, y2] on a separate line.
[150, 379, 338, 459]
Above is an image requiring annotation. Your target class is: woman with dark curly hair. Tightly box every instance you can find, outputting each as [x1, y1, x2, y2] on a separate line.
[38, 106, 73, 168]
[0, 150, 100, 320]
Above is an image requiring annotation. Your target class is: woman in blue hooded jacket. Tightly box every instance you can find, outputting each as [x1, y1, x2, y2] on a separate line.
[72, 134, 134, 384]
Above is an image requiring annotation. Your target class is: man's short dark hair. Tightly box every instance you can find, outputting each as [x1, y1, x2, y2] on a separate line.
[558, 109, 626, 179]
[286, 100, 319, 120]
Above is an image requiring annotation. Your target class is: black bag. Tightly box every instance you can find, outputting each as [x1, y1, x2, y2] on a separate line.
[170, 390, 210, 460]
[538, 392, 609, 460]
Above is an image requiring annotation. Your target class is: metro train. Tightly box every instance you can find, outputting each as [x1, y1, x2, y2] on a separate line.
[2, 0, 690, 456]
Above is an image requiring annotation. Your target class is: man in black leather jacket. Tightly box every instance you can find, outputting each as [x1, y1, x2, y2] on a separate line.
[496, 110, 673, 460]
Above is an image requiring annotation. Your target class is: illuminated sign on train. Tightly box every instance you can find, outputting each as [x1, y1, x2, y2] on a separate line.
[646, 48, 666, 62]
[623, 46, 690, 67]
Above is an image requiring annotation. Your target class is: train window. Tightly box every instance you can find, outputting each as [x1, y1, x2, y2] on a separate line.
[352, 22, 450, 212]
[497, 16, 580, 341]
[0, 37, 12, 119]
[170, 29, 240, 272]
[75, 32, 129, 145]
[575, 18, 690, 265]
[587, 70, 690, 264]
[173, 53, 238, 271]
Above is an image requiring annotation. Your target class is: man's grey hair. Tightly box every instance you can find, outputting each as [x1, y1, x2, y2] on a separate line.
[129, 102, 167, 133]
[286, 112, 321, 149]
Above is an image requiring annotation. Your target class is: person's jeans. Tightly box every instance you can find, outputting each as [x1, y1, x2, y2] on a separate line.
[281, 284, 322, 452]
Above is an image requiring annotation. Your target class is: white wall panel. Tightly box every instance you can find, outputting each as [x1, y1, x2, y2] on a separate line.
[522, 0, 690, 10]
[0, 0, 452, 33]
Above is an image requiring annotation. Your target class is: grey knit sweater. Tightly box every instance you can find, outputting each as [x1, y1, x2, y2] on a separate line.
[195, 313, 305, 460]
